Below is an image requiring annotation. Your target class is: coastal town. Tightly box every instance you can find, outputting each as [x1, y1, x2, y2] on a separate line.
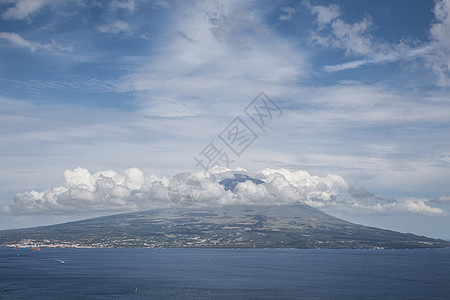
[5, 235, 258, 249]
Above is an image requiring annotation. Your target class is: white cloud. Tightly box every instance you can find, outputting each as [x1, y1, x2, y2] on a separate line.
[0, 32, 40, 51]
[96, 20, 130, 34]
[431, 0, 450, 43]
[396, 198, 444, 215]
[279, 7, 295, 21]
[95, 0, 135, 34]
[110, 0, 135, 12]
[305, 0, 450, 87]
[153, 0, 171, 9]
[3, 167, 170, 214]
[304, 1, 378, 56]
[0, 32, 73, 52]
[428, 0, 450, 87]
[115, 0, 308, 103]
[306, 2, 340, 26]
[432, 195, 450, 203]
[323, 59, 368, 72]
[324, 43, 436, 72]
[3, 167, 444, 216]
[304, 1, 423, 72]
[2, 0, 52, 20]
[328, 17, 374, 56]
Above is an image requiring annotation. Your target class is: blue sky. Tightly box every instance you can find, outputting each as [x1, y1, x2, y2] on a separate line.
[1, 0, 450, 239]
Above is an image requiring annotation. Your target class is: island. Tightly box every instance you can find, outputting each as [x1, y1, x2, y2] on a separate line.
[1, 204, 448, 249]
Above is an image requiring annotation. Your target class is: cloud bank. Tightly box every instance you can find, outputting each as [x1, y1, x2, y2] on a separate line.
[3, 167, 444, 216]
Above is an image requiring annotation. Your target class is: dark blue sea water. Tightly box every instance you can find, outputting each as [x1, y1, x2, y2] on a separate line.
[1, 247, 450, 299]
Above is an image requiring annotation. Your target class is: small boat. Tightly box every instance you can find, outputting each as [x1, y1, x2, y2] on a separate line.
[14, 245, 20, 251]
[30, 245, 42, 251]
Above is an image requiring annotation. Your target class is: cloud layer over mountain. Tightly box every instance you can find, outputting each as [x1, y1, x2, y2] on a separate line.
[3, 167, 444, 216]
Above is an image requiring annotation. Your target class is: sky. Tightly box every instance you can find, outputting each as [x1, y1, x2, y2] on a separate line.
[1, 0, 450, 239]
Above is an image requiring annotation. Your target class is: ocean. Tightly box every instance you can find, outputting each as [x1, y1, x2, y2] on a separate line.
[1, 247, 449, 299]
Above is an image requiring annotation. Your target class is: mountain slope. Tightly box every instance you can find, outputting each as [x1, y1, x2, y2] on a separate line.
[1, 204, 448, 249]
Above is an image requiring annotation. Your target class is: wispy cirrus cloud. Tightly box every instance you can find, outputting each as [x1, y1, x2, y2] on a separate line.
[0, 32, 73, 52]
[322, 43, 435, 72]
[96, 20, 130, 34]
[95, 0, 135, 34]
[304, 0, 450, 88]
[116, 0, 308, 118]
[110, 0, 135, 12]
